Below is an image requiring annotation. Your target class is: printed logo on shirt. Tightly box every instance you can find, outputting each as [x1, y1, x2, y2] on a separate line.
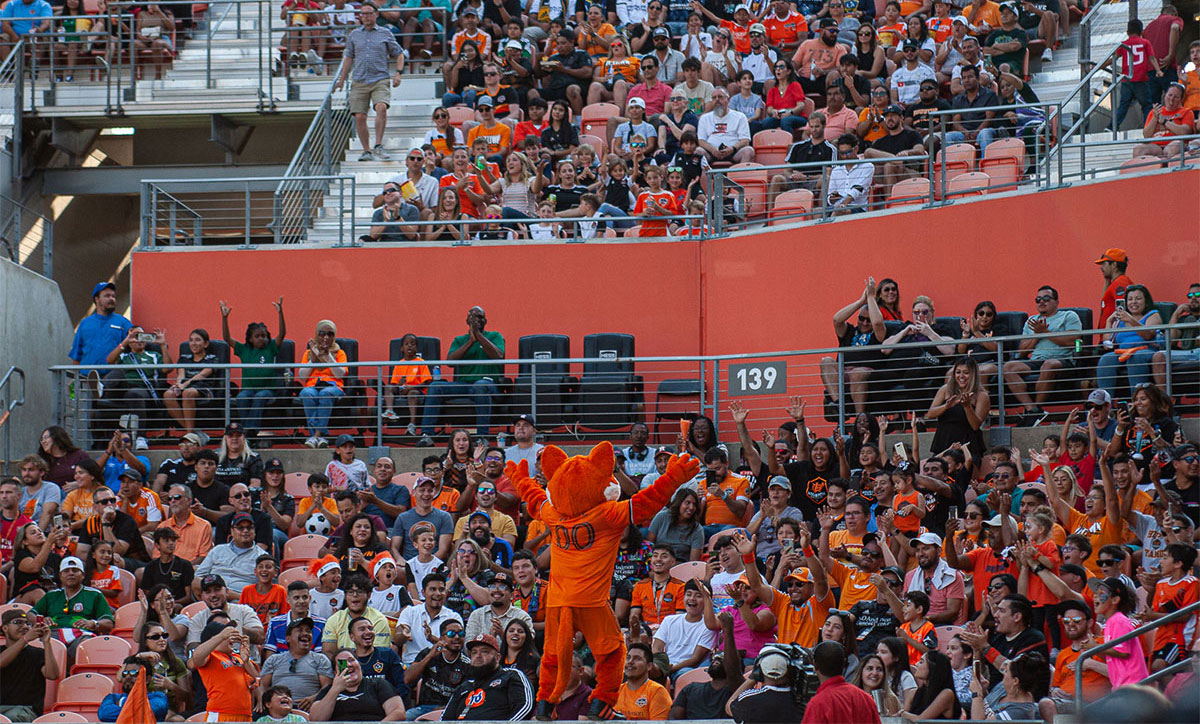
[807, 477, 828, 504]
[73, 602, 84, 613]
[464, 689, 486, 709]
[636, 697, 648, 707]
[373, 662, 385, 673]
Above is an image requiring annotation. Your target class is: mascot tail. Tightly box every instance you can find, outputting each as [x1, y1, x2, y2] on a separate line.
[540, 606, 577, 705]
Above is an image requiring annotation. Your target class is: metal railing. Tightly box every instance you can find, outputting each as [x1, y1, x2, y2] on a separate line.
[0, 191, 53, 276]
[46, 322, 1199, 449]
[1075, 599, 1200, 711]
[0, 366, 26, 475]
[0, 39, 25, 184]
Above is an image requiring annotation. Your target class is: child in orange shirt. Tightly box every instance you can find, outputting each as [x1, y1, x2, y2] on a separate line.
[382, 332, 432, 434]
[241, 554, 289, 626]
[84, 540, 123, 603]
[877, 0, 907, 52]
[897, 591, 937, 665]
[1148, 543, 1199, 671]
[891, 463, 925, 534]
[632, 165, 679, 238]
[296, 473, 341, 533]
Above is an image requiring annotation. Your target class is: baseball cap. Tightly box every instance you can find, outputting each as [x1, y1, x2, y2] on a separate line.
[767, 475, 792, 491]
[414, 475, 437, 488]
[884, 104, 904, 115]
[469, 510, 492, 524]
[1175, 443, 1198, 458]
[118, 468, 143, 483]
[460, 5, 477, 15]
[264, 458, 285, 473]
[818, 16, 838, 29]
[784, 569, 813, 585]
[734, 3, 750, 12]
[286, 616, 316, 633]
[200, 574, 226, 590]
[334, 433, 356, 447]
[749, 22, 766, 34]
[920, 78, 939, 89]
[2, 609, 30, 625]
[91, 281, 116, 298]
[652, 25, 670, 37]
[655, 446, 674, 457]
[467, 633, 500, 651]
[998, 1, 1018, 12]
[984, 514, 1014, 528]
[909, 532, 943, 548]
[951, 14, 970, 25]
[881, 565, 905, 581]
[476, 95, 495, 107]
[628, 97, 646, 109]
[903, 39, 920, 50]
[224, 422, 245, 435]
[1060, 563, 1087, 578]
[491, 571, 514, 589]
[513, 413, 536, 427]
[231, 512, 254, 528]
[1085, 389, 1112, 408]
[759, 652, 790, 678]
[505, 39, 523, 50]
[1094, 247, 1127, 264]
[60, 556, 85, 572]
[181, 432, 204, 445]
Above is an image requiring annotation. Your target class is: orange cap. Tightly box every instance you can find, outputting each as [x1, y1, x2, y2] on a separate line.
[1094, 248, 1127, 264]
[784, 568, 812, 584]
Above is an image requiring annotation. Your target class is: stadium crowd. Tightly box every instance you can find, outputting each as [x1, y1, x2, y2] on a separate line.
[0, 255, 1197, 723]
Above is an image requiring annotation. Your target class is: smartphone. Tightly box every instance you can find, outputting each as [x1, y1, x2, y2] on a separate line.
[231, 640, 241, 655]
[782, 540, 794, 555]
[705, 469, 718, 487]
[974, 661, 986, 679]
[1116, 300, 1126, 313]
[893, 442, 908, 461]
[337, 659, 349, 674]
[949, 505, 959, 520]
[138, 332, 156, 343]
[53, 514, 64, 529]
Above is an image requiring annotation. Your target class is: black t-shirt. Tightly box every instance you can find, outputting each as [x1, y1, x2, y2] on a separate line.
[831, 74, 872, 107]
[250, 491, 297, 532]
[315, 677, 396, 721]
[849, 599, 901, 657]
[785, 139, 836, 166]
[78, 512, 149, 560]
[156, 458, 197, 488]
[0, 643, 48, 712]
[984, 27, 1027, 73]
[542, 183, 584, 212]
[729, 685, 804, 724]
[704, 0, 738, 20]
[139, 556, 195, 601]
[443, 667, 533, 720]
[905, 97, 952, 136]
[13, 547, 61, 592]
[783, 460, 837, 522]
[1121, 417, 1179, 475]
[540, 123, 579, 152]
[919, 476, 964, 540]
[547, 49, 592, 89]
[871, 128, 924, 156]
[190, 479, 231, 513]
[213, 508, 276, 548]
[1165, 477, 1199, 526]
[215, 453, 265, 488]
[675, 680, 733, 719]
[414, 647, 470, 707]
[985, 626, 1048, 688]
[1018, 0, 1059, 29]
[837, 323, 884, 367]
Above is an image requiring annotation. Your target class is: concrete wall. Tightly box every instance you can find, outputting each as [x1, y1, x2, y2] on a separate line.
[0, 258, 73, 468]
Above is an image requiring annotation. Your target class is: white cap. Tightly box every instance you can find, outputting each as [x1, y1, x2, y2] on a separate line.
[505, 39, 523, 50]
[951, 14, 970, 25]
[759, 653, 789, 678]
[628, 97, 646, 109]
[909, 532, 943, 548]
[60, 556, 85, 572]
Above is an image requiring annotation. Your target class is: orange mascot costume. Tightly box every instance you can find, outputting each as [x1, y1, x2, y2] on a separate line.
[505, 442, 699, 720]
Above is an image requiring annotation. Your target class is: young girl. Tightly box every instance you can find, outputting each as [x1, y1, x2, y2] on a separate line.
[221, 297, 287, 438]
[325, 435, 368, 491]
[382, 333, 432, 436]
[877, 637, 918, 711]
[406, 526, 444, 601]
[163, 328, 218, 436]
[85, 540, 123, 603]
[474, 203, 516, 240]
[572, 144, 600, 187]
[441, 430, 477, 493]
[54, 0, 92, 82]
[632, 165, 678, 238]
[1022, 510, 1061, 644]
[368, 555, 414, 614]
[946, 634, 974, 712]
[665, 166, 688, 209]
[891, 464, 924, 534]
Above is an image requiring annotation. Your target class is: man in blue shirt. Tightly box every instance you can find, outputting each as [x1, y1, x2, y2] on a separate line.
[69, 282, 131, 447]
[97, 656, 170, 722]
[0, 0, 52, 61]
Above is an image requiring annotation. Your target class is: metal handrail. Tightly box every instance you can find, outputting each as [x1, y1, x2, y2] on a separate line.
[0, 39, 24, 184]
[1075, 599, 1200, 711]
[0, 191, 54, 276]
[0, 366, 26, 475]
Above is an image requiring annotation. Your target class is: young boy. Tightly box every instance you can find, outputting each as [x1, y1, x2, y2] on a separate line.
[369, 553, 414, 614]
[296, 473, 341, 532]
[882, 588, 936, 665]
[1025, 436, 1060, 482]
[575, 193, 603, 239]
[307, 556, 344, 619]
[529, 200, 562, 239]
[474, 203, 515, 240]
[632, 165, 679, 238]
[1057, 408, 1097, 491]
[1146, 543, 1199, 674]
[1114, 19, 1164, 127]
[877, 1, 906, 51]
[256, 685, 306, 723]
[241, 554, 289, 626]
[405, 525, 444, 602]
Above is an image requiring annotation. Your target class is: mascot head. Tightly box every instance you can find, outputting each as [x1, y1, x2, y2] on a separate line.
[542, 441, 620, 517]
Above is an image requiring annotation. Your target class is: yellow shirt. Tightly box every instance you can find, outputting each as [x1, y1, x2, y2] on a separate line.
[615, 679, 672, 721]
[453, 509, 518, 542]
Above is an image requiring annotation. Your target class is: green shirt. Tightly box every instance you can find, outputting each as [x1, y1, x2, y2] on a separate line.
[33, 586, 114, 628]
[233, 339, 281, 390]
[120, 350, 163, 385]
[448, 330, 505, 383]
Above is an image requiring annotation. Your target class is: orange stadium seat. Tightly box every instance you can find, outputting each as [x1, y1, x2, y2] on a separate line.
[751, 129, 794, 167]
[30, 637, 68, 713]
[393, 471, 421, 491]
[110, 601, 143, 641]
[278, 566, 311, 587]
[935, 625, 965, 653]
[579, 133, 607, 158]
[51, 673, 117, 717]
[669, 561, 706, 582]
[0, 602, 32, 618]
[71, 635, 132, 678]
[674, 667, 712, 694]
[415, 709, 444, 721]
[116, 569, 137, 606]
[1120, 155, 1164, 174]
[932, 143, 976, 196]
[181, 601, 208, 619]
[446, 106, 475, 133]
[768, 189, 813, 226]
[947, 171, 991, 197]
[282, 534, 328, 570]
[980, 138, 1025, 181]
[726, 163, 769, 218]
[581, 102, 620, 140]
[33, 713, 88, 724]
[0, 713, 11, 723]
[887, 177, 932, 207]
[285, 471, 311, 497]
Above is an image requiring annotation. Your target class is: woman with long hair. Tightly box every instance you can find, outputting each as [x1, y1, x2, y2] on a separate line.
[297, 319, 348, 449]
[216, 423, 263, 488]
[818, 611, 859, 675]
[927, 355, 989, 453]
[877, 637, 918, 710]
[61, 458, 106, 530]
[333, 513, 386, 577]
[445, 537, 488, 618]
[163, 328, 217, 435]
[501, 618, 541, 690]
[1097, 284, 1164, 395]
[427, 186, 464, 241]
[442, 38, 484, 107]
[613, 524, 653, 624]
[853, 25, 887, 80]
[875, 278, 903, 321]
[424, 108, 465, 164]
[1106, 381, 1177, 472]
[39, 425, 90, 487]
[902, 650, 961, 720]
[1048, 464, 1083, 513]
[53, 0, 91, 82]
[754, 60, 808, 136]
[905, 14, 936, 65]
[851, 653, 902, 716]
[683, 415, 717, 458]
[11, 521, 67, 604]
[136, 585, 189, 647]
[847, 412, 882, 465]
[646, 488, 705, 562]
[135, 615, 191, 714]
[588, 35, 639, 107]
[84, 539, 124, 604]
[540, 100, 579, 161]
[970, 652, 1046, 720]
[441, 429, 477, 492]
[957, 300, 1000, 385]
[946, 634, 974, 711]
[487, 150, 546, 222]
[954, 499, 989, 553]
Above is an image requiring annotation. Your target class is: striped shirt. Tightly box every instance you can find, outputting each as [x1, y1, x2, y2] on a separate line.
[344, 25, 401, 84]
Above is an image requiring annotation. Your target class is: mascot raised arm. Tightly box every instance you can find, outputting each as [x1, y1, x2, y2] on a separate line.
[505, 441, 699, 720]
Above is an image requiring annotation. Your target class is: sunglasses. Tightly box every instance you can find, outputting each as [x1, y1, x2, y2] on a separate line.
[317, 330, 335, 336]
[1035, 295, 1054, 303]
[121, 670, 141, 678]
[384, 187, 400, 193]
[863, 549, 884, 558]
[145, 632, 168, 640]
[231, 492, 250, 499]
[484, 71, 499, 76]
[444, 629, 465, 638]
[964, 512, 982, 519]
[1061, 616, 1085, 624]
[478, 488, 497, 495]
[433, 113, 448, 119]
[1097, 558, 1120, 566]
[1188, 291, 1200, 298]
[1181, 456, 1198, 463]
[484, 454, 503, 461]
[96, 498, 117, 505]
[749, 31, 763, 36]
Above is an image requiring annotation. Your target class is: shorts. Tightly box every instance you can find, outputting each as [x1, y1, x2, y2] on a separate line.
[540, 84, 580, 103]
[611, 578, 635, 602]
[349, 78, 392, 115]
[1152, 644, 1180, 664]
[1024, 358, 1076, 373]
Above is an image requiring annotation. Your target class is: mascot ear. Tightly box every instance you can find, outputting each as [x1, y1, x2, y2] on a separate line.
[540, 446, 568, 480]
[588, 441, 615, 473]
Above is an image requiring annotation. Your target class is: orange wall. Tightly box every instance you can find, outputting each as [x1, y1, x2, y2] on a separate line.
[132, 171, 1200, 361]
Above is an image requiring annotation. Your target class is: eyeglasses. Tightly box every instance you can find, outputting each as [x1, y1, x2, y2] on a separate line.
[484, 71, 499, 76]
[121, 670, 141, 678]
[145, 632, 168, 641]
[774, 64, 788, 70]
[871, 89, 888, 95]
[444, 629, 465, 638]
[1034, 295, 1054, 303]
[423, 468, 441, 475]
[231, 492, 250, 499]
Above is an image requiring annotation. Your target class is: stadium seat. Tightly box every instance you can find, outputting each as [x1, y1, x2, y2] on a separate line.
[71, 635, 132, 677]
[669, 561, 706, 583]
[935, 625, 965, 654]
[446, 106, 475, 132]
[393, 471, 421, 491]
[886, 178, 932, 207]
[767, 189, 813, 226]
[0, 713, 11, 723]
[946, 171, 991, 197]
[573, 333, 643, 431]
[653, 379, 703, 443]
[284, 471, 310, 497]
[0, 602, 31, 618]
[415, 710, 444, 721]
[51, 673, 116, 716]
[673, 667, 712, 694]
[513, 334, 573, 428]
[726, 163, 769, 219]
[992, 311, 1029, 338]
[142, 535, 155, 559]
[282, 534, 328, 570]
[33, 713, 88, 723]
[579, 134, 607, 158]
[181, 601, 208, 618]
[185, 714, 210, 723]
[116, 569, 137, 606]
[751, 129, 793, 167]
[30, 637, 67, 713]
[980, 138, 1025, 190]
[932, 143, 976, 196]
[110, 601, 143, 640]
[1120, 155, 1164, 174]
[278, 566, 310, 587]
[623, 225, 643, 237]
[581, 102, 620, 140]
[175, 339, 232, 435]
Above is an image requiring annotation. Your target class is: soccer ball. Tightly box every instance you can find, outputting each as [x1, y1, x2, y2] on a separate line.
[306, 513, 331, 536]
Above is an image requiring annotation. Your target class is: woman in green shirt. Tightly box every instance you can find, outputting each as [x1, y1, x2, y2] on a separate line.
[221, 297, 287, 437]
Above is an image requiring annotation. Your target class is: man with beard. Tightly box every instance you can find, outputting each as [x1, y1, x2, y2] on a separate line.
[792, 18, 849, 96]
[442, 633, 533, 720]
[670, 609, 743, 718]
[464, 511, 513, 567]
[153, 433, 202, 492]
[902, 532, 966, 625]
[863, 105, 925, 195]
[390, 475, 453, 561]
[350, 615, 407, 696]
[16, 455, 60, 531]
[404, 619, 470, 719]
[464, 571, 533, 641]
[259, 618, 333, 708]
[856, 566, 906, 657]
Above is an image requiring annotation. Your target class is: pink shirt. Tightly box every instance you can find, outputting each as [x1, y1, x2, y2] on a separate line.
[822, 106, 861, 142]
[628, 82, 673, 116]
[720, 604, 777, 659]
[905, 565, 968, 625]
[1103, 612, 1149, 687]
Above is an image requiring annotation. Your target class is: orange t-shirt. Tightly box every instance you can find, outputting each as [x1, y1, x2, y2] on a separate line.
[297, 496, 338, 517]
[389, 358, 433, 387]
[769, 588, 833, 648]
[720, 19, 751, 54]
[633, 190, 679, 238]
[965, 1, 1002, 33]
[630, 577, 685, 626]
[452, 29, 491, 57]
[893, 489, 922, 532]
[601, 56, 641, 84]
[899, 0, 924, 14]
[1184, 69, 1200, 112]
[1151, 574, 1199, 651]
[240, 583, 290, 626]
[762, 11, 808, 45]
[580, 22, 617, 58]
[615, 679, 672, 720]
[900, 619, 936, 665]
[927, 16, 954, 42]
[829, 560, 877, 610]
[877, 23, 906, 48]
[964, 547, 1017, 611]
[1100, 273, 1133, 327]
[858, 106, 887, 142]
[120, 489, 163, 528]
[439, 172, 485, 218]
[1066, 508, 1127, 576]
[466, 122, 513, 156]
[198, 652, 256, 716]
[828, 530, 866, 559]
[88, 566, 123, 600]
[1026, 539, 1061, 607]
[1053, 641, 1111, 701]
[433, 488, 461, 514]
[300, 349, 348, 389]
[703, 473, 750, 526]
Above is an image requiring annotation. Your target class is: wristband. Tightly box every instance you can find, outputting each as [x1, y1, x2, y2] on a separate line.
[984, 647, 1000, 665]
[804, 546, 815, 557]
[741, 553, 756, 564]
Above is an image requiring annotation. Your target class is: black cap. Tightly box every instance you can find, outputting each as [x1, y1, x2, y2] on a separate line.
[286, 616, 316, 633]
[201, 619, 235, 640]
[818, 17, 838, 29]
[1174, 443, 1197, 458]
[225, 421, 245, 435]
[118, 468, 144, 483]
[652, 26, 670, 37]
[903, 39, 920, 50]
[883, 104, 903, 115]
[334, 434, 356, 447]
[265, 458, 285, 472]
[513, 413, 536, 427]
[491, 571, 514, 589]
[200, 574, 226, 590]
[231, 512, 254, 527]
[881, 566, 904, 580]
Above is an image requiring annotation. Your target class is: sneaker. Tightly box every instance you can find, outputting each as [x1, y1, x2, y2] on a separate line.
[358, 151, 374, 162]
[305, 49, 322, 68]
[316, 436, 329, 448]
[1016, 408, 1044, 427]
[373, 144, 391, 161]
[87, 369, 104, 398]
[304, 436, 319, 448]
[64, 75, 73, 82]
[1041, 47, 1053, 62]
[382, 409, 399, 421]
[418, 434, 435, 447]
[406, 423, 417, 436]
[135, 436, 149, 451]
[97, 56, 109, 72]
